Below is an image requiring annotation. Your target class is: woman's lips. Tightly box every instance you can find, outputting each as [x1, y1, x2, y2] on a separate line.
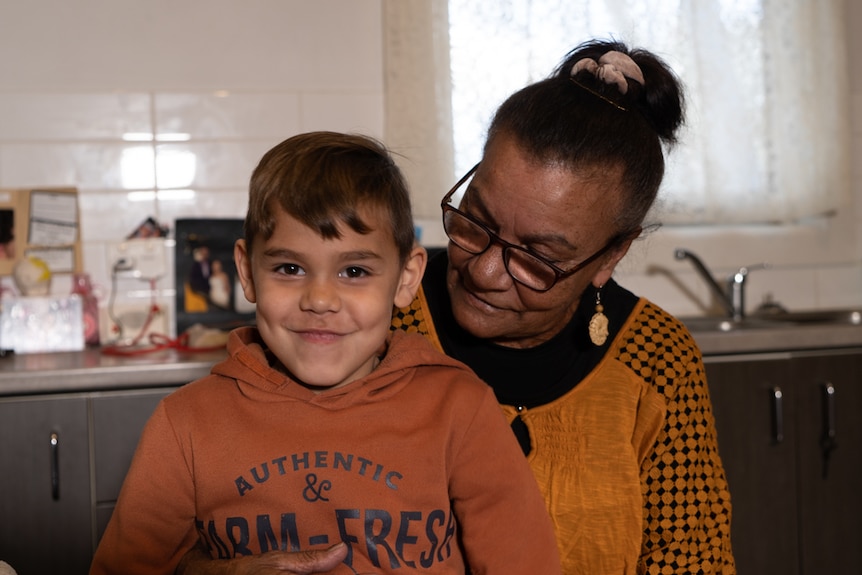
[457, 285, 505, 313]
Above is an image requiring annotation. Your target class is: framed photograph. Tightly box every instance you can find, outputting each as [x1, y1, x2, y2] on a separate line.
[174, 218, 256, 335]
[0, 198, 20, 274]
[0, 188, 82, 277]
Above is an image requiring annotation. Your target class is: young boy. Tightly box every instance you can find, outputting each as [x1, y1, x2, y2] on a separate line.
[90, 132, 561, 575]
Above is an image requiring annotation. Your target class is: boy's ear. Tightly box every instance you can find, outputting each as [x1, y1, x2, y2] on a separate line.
[234, 239, 257, 304]
[393, 244, 427, 309]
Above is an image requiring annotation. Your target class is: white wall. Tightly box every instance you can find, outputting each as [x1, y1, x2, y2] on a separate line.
[0, 0, 859, 343]
[0, 0, 385, 339]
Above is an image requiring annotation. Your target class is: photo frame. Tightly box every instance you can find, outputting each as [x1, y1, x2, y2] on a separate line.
[0, 187, 82, 277]
[174, 218, 256, 335]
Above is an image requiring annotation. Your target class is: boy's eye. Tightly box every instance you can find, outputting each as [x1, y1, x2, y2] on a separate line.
[340, 266, 369, 279]
[276, 263, 304, 276]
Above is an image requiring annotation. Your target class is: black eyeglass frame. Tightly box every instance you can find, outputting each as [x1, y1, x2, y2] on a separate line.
[440, 163, 628, 292]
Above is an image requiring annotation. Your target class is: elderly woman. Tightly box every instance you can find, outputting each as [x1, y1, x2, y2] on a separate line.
[175, 39, 735, 574]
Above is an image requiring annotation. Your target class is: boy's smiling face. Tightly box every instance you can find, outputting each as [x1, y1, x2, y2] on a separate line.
[235, 204, 425, 391]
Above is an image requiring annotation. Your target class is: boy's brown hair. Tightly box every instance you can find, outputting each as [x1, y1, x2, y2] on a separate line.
[245, 131, 415, 262]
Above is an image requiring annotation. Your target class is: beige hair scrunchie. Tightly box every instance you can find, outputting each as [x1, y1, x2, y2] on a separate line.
[570, 51, 645, 94]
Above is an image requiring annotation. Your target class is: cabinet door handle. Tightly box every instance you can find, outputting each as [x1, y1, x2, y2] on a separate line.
[771, 386, 784, 444]
[822, 382, 836, 441]
[820, 382, 837, 478]
[50, 431, 60, 500]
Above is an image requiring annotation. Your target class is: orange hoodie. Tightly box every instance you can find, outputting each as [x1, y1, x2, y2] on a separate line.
[91, 328, 561, 575]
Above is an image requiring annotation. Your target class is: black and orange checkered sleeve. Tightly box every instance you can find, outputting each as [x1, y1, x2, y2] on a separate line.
[390, 287, 442, 352]
[616, 302, 736, 574]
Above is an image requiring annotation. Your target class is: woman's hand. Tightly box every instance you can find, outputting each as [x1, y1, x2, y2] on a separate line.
[175, 542, 348, 575]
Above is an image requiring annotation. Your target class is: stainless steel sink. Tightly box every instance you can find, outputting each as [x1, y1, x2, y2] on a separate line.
[679, 309, 862, 354]
[681, 309, 862, 333]
[681, 317, 784, 333]
[753, 309, 862, 325]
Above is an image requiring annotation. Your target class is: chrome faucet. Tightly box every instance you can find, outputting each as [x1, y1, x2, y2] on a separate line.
[674, 248, 766, 321]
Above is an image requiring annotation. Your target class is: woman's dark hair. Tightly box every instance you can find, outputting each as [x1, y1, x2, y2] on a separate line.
[485, 39, 685, 238]
[245, 131, 415, 262]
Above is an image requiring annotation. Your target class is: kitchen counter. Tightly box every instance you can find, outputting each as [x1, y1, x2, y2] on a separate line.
[0, 346, 226, 396]
[684, 318, 862, 356]
[3, 318, 862, 396]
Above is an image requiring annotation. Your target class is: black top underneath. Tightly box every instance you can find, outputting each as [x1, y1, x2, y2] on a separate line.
[422, 250, 638, 452]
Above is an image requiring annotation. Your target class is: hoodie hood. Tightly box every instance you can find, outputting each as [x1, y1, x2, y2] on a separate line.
[210, 326, 476, 410]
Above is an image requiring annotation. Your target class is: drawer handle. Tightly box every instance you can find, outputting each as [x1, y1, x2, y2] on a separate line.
[822, 382, 836, 441]
[820, 382, 837, 478]
[771, 387, 784, 444]
[50, 431, 59, 500]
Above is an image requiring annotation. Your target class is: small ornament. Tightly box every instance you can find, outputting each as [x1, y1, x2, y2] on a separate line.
[589, 289, 609, 346]
[13, 256, 52, 296]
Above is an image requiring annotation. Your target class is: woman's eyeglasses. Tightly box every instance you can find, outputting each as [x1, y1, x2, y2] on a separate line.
[440, 164, 623, 292]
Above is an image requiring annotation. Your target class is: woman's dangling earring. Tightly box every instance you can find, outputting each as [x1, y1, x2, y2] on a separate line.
[589, 286, 609, 346]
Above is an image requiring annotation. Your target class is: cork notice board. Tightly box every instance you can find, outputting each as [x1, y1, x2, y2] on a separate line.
[0, 187, 82, 277]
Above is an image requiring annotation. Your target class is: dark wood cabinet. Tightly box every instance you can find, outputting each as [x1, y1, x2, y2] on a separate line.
[91, 391, 173, 542]
[0, 395, 92, 574]
[0, 388, 175, 575]
[792, 352, 862, 575]
[705, 348, 862, 575]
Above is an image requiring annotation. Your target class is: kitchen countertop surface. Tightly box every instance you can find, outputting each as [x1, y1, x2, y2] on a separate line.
[687, 320, 862, 358]
[0, 346, 227, 397]
[3, 318, 862, 396]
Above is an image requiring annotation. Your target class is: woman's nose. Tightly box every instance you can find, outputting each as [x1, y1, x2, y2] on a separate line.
[466, 243, 512, 290]
[300, 278, 341, 313]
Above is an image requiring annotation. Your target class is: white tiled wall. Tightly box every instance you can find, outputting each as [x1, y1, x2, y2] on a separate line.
[1, 0, 860, 345]
[0, 0, 385, 341]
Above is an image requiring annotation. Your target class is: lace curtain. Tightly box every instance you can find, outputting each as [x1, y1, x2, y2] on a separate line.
[384, 0, 851, 225]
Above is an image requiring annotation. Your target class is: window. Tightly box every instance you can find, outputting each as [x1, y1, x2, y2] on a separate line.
[446, 0, 851, 225]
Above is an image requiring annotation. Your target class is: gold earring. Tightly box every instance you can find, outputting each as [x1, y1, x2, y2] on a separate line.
[589, 287, 609, 346]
